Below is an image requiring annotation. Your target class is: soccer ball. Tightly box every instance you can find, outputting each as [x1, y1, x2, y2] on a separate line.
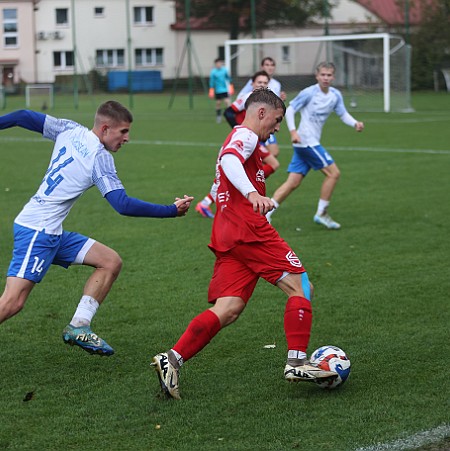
[310, 345, 351, 389]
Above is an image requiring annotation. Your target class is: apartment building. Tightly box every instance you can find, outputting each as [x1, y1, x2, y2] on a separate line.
[2, 0, 411, 93]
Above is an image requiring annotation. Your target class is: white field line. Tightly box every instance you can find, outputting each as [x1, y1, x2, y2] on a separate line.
[355, 424, 450, 451]
[1, 136, 450, 155]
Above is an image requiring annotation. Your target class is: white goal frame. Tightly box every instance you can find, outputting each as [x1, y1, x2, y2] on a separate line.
[25, 83, 54, 109]
[224, 33, 412, 113]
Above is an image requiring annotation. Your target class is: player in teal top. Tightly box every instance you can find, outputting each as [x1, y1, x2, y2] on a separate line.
[209, 58, 232, 123]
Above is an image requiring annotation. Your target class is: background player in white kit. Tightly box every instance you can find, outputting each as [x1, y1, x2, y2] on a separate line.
[0, 101, 193, 355]
[237, 57, 286, 158]
[266, 62, 364, 229]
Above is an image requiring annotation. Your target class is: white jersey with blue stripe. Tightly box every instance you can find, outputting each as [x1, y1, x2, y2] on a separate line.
[237, 77, 282, 98]
[288, 84, 350, 147]
[15, 115, 123, 235]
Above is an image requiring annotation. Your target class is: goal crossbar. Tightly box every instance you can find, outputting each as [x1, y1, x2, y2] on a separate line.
[225, 33, 399, 113]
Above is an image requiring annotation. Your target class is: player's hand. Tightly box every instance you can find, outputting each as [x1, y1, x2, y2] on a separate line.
[280, 91, 287, 101]
[247, 191, 274, 216]
[174, 195, 194, 216]
[355, 121, 364, 132]
[290, 130, 301, 144]
[208, 88, 214, 99]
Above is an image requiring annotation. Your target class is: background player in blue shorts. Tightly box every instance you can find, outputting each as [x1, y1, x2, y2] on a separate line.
[0, 101, 193, 356]
[266, 62, 364, 229]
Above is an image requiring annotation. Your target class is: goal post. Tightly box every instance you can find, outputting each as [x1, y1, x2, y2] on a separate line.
[224, 33, 413, 113]
[25, 84, 54, 110]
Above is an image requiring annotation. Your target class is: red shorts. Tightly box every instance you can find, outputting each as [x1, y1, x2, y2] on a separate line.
[208, 238, 305, 303]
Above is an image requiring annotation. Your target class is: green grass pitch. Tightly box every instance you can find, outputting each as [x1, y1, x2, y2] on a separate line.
[0, 92, 449, 450]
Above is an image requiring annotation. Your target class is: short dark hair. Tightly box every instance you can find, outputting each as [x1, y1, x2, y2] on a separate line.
[95, 100, 133, 124]
[244, 87, 286, 114]
[261, 57, 276, 66]
[214, 58, 223, 63]
[251, 70, 269, 82]
[315, 62, 336, 74]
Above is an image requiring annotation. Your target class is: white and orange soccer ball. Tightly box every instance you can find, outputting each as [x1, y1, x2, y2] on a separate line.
[310, 345, 351, 389]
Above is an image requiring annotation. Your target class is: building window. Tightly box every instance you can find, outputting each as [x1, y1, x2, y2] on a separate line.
[56, 8, 69, 26]
[135, 48, 163, 66]
[94, 7, 104, 17]
[53, 51, 74, 69]
[3, 8, 18, 47]
[282, 45, 291, 63]
[133, 6, 153, 25]
[96, 49, 125, 67]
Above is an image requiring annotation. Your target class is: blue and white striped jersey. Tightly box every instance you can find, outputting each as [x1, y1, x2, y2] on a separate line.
[15, 115, 124, 235]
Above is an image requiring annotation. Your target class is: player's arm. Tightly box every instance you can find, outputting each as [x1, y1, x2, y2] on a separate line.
[221, 153, 273, 215]
[339, 111, 364, 132]
[236, 79, 252, 98]
[223, 106, 238, 127]
[335, 92, 364, 132]
[105, 189, 193, 217]
[285, 105, 301, 143]
[0, 110, 46, 133]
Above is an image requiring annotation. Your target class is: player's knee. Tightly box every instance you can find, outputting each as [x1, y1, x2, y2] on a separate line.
[0, 294, 26, 320]
[103, 250, 123, 278]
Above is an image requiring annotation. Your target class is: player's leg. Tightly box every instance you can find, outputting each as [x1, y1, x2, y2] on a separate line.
[314, 162, 341, 229]
[266, 172, 304, 223]
[59, 236, 122, 356]
[0, 277, 35, 324]
[215, 96, 223, 123]
[151, 297, 247, 400]
[266, 146, 310, 223]
[277, 272, 337, 383]
[0, 224, 58, 324]
[195, 192, 215, 218]
[151, 253, 256, 399]
[238, 238, 337, 384]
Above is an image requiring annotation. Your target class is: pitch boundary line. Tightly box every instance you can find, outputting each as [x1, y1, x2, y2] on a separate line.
[355, 424, 450, 451]
[1, 136, 449, 155]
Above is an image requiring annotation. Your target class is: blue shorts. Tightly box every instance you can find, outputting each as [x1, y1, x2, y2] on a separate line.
[265, 134, 277, 145]
[287, 144, 334, 175]
[7, 224, 94, 283]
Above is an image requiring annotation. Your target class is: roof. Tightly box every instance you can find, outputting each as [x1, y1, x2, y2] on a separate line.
[355, 0, 432, 26]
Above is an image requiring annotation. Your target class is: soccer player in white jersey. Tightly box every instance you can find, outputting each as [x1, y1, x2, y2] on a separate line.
[237, 57, 286, 158]
[266, 62, 364, 229]
[0, 101, 193, 356]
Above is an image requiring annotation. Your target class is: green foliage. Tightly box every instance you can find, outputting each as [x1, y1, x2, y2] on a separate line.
[410, 0, 450, 89]
[175, 0, 327, 38]
[0, 92, 449, 450]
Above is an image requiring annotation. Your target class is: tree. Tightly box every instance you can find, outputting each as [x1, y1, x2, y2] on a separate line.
[174, 0, 334, 74]
[410, 0, 450, 89]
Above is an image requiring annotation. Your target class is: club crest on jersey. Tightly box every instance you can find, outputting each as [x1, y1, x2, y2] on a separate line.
[285, 251, 302, 268]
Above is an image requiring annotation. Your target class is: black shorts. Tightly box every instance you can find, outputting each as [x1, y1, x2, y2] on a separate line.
[215, 92, 229, 100]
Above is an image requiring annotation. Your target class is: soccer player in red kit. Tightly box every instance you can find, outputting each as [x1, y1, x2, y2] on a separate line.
[152, 88, 337, 399]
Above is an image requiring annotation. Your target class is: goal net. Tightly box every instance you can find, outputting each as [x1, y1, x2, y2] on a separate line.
[224, 33, 413, 113]
[25, 84, 54, 110]
[0, 86, 5, 110]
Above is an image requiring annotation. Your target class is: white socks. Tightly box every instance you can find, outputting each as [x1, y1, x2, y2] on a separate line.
[316, 199, 330, 216]
[288, 350, 307, 360]
[70, 295, 99, 327]
[201, 196, 213, 207]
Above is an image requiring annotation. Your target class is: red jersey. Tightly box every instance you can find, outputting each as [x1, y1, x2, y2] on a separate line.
[209, 126, 277, 252]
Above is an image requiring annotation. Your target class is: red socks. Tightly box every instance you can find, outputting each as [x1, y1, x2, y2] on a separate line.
[173, 309, 221, 362]
[284, 296, 312, 352]
[262, 164, 275, 178]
